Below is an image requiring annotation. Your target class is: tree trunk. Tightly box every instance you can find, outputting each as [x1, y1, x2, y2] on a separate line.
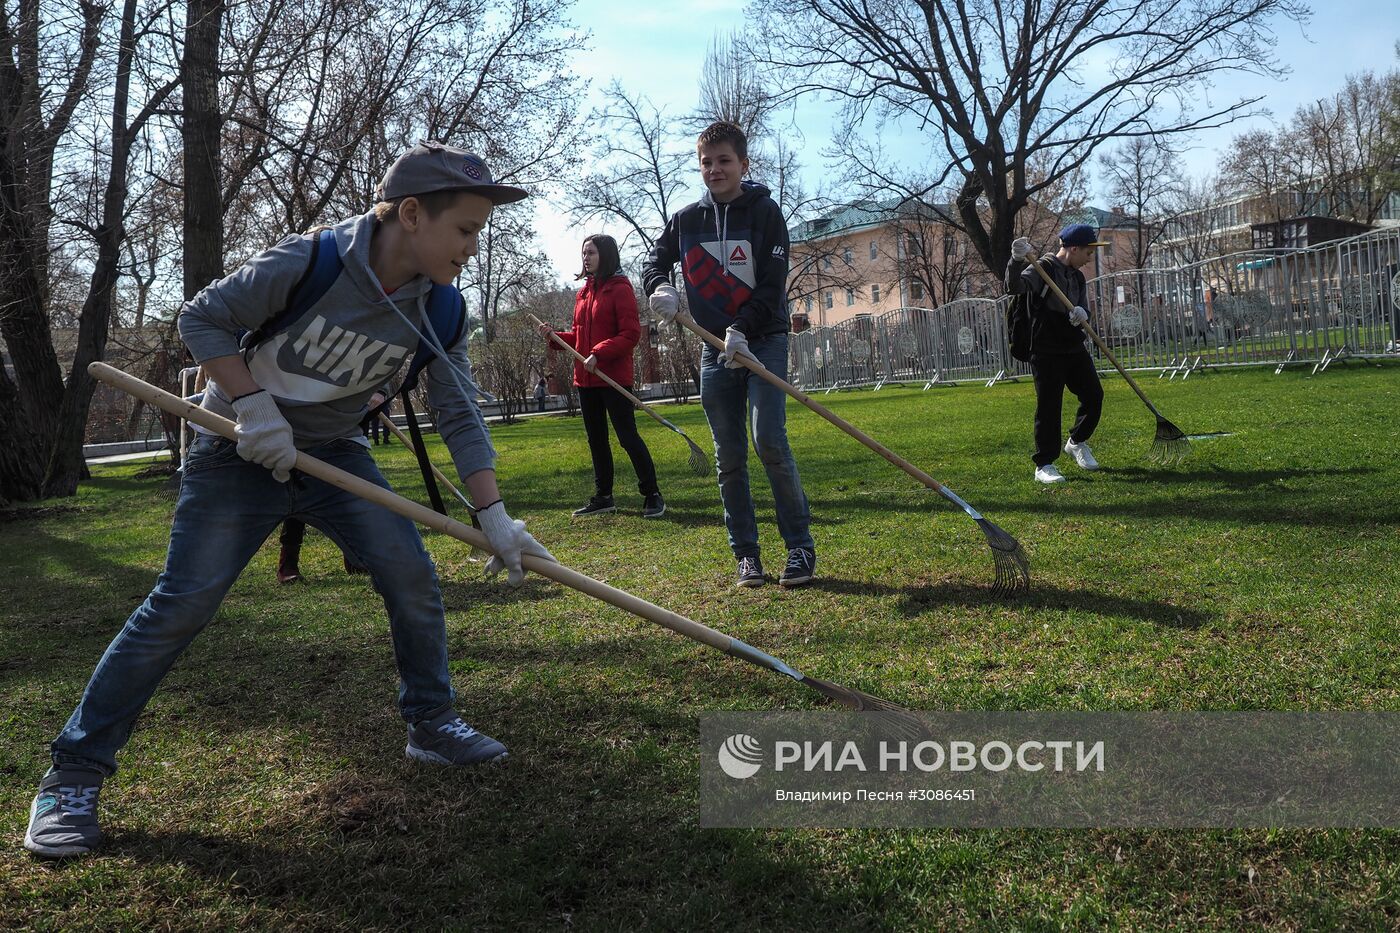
[0, 0, 104, 501]
[182, 0, 225, 301]
[0, 363, 46, 504]
[42, 0, 141, 496]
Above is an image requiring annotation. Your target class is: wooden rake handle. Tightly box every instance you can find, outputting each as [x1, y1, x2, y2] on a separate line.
[88, 362, 745, 657]
[528, 312, 677, 431]
[1027, 259, 1161, 414]
[375, 412, 473, 512]
[672, 315, 950, 496]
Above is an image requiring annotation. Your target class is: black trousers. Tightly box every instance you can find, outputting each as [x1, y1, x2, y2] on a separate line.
[1031, 350, 1104, 467]
[578, 385, 659, 498]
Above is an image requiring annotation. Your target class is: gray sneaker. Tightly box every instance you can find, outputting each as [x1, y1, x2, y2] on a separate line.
[406, 709, 508, 766]
[24, 768, 105, 858]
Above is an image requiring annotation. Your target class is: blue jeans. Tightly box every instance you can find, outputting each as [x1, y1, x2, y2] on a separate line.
[51, 435, 455, 775]
[700, 333, 814, 560]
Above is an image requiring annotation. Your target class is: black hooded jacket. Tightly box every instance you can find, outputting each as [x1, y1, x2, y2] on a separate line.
[642, 180, 790, 339]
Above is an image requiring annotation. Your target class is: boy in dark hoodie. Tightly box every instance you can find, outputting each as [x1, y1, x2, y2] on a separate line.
[642, 121, 815, 589]
[25, 143, 555, 859]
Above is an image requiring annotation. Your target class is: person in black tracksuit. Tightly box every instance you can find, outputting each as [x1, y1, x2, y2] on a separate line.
[1005, 224, 1106, 484]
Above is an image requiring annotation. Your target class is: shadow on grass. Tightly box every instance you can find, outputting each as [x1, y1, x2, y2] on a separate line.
[1097, 464, 1376, 491]
[806, 577, 1211, 630]
[853, 464, 1397, 529]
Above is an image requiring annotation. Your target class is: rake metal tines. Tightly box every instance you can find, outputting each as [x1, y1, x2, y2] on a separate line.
[976, 517, 1031, 595]
[799, 675, 929, 740]
[686, 431, 716, 473]
[1148, 417, 1192, 466]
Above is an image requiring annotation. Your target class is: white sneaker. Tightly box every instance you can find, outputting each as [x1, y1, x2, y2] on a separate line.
[1064, 439, 1099, 470]
[1034, 464, 1067, 484]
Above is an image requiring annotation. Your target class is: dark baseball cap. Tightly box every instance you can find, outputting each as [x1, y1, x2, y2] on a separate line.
[376, 142, 529, 205]
[1058, 223, 1108, 248]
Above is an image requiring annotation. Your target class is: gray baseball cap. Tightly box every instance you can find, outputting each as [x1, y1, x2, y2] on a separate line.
[376, 141, 529, 205]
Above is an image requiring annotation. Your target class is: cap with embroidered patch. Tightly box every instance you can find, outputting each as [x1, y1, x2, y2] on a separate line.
[1058, 223, 1108, 248]
[377, 142, 528, 205]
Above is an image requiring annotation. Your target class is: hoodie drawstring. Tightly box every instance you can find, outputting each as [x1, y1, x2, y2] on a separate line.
[715, 203, 729, 276]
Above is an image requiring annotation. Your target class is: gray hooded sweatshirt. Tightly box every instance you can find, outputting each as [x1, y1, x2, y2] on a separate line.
[178, 211, 495, 479]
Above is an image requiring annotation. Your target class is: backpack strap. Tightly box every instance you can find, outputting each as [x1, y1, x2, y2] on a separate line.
[241, 228, 342, 351]
[399, 284, 468, 392]
[387, 284, 467, 517]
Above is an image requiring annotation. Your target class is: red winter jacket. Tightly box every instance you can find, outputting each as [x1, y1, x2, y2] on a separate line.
[552, 273, 640, 389]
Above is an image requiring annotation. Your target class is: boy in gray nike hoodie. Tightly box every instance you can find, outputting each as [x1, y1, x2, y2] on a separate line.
[25, 143, 554, 860]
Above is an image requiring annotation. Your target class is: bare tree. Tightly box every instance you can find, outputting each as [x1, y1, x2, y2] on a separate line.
[1160, 174, 1236, 267]
[747, 0, 1309, 281]
[0, 0, 181, 500]
[470, 312, 546, 423]
[469, 208, 555, 331]
[566, 81, 692, 260]
[183, 0, 225, 300]
[888, 200, 989, 305]
[1220, 128, 1305, 227]
[1286, 69, 1400, 225]
[0, 0, 104, 503]
[1097, 136, 1185, 270]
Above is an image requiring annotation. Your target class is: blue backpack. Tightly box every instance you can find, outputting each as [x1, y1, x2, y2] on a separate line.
[241, 227, 467, 393]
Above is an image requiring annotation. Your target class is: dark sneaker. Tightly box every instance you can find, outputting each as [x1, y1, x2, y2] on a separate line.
[779, 547, 817, 587]
[406, 709, 508, 766]
[24, 768, 104, 858]
[276, 545, 301, 584]
[736, 556, 765, 588]
[572, 495, 615, 517]
[642, 493, 666, 519]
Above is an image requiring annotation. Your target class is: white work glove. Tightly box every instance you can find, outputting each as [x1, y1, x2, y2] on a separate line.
[475, 500, 556, 587]
[1068, 306, 1089, 327]
[1011, 237, 1033, 261]
[230, 390, 297, 482]
[582, 353, 599, 373]
[720, 326, 750, 369]
[649, 284, 680, 324]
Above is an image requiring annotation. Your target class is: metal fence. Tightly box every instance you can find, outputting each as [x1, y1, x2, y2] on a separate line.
[791, 227, 1400, 389]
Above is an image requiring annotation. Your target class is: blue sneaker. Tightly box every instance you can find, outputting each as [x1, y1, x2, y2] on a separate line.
[406, 709, 508, 766]
[24, 768, 105, 858]
[779, 547, 817, 587]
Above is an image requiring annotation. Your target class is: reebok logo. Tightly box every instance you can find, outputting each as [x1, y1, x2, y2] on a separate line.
[728, 245, 748, 263]
[718, 734, 763, 779]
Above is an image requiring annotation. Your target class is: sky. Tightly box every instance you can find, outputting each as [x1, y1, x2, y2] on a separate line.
[532, 0, 1400, 280]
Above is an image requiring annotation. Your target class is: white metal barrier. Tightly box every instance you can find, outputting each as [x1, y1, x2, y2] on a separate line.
[790, 227, 1400, 388]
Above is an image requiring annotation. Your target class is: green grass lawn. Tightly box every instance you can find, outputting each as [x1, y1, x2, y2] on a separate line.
[3, 361, 1399, 930]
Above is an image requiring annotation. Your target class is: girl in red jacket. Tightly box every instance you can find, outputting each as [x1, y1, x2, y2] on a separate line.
[541, 234, 664, 518]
